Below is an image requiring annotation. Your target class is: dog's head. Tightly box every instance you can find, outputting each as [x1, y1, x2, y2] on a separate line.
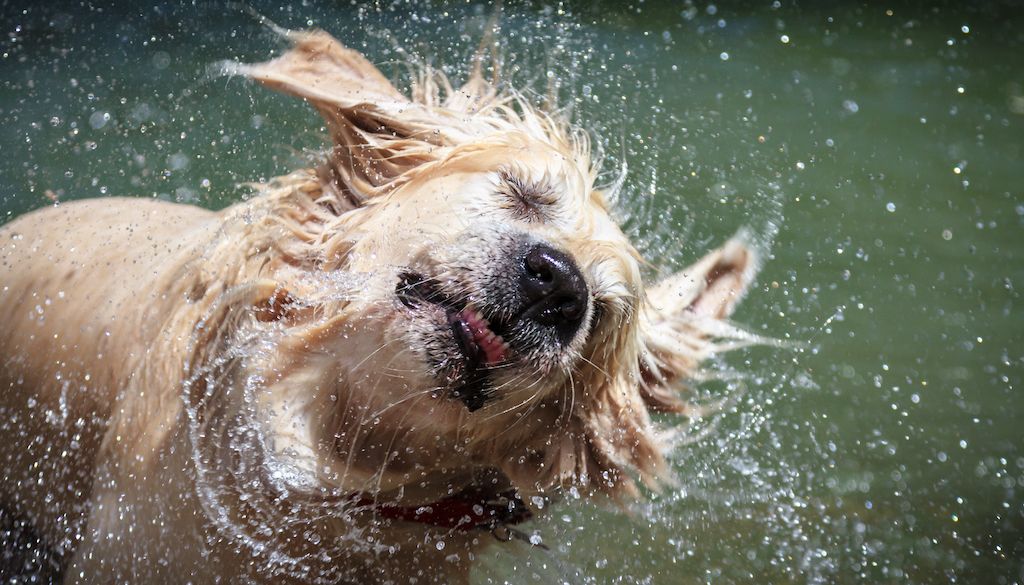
[204, 30, 758, 517]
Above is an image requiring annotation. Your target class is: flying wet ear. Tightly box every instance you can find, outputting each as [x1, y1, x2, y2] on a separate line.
[659, 237, 758, 320]
[638, 235, 760, 413]
[237, 29, 408, 107]
[229, 29, 446, 208]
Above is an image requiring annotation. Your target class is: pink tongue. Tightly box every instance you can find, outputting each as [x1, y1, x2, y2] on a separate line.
[460, 309, 507, 365]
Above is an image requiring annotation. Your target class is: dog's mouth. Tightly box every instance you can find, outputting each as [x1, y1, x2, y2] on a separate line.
[397, 271, 511, 411]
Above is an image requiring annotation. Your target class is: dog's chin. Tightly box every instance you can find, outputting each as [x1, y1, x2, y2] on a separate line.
[395, 271, 568, 412]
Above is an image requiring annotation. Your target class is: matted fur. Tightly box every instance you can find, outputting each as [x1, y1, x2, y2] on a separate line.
[0, 28, 761, 584]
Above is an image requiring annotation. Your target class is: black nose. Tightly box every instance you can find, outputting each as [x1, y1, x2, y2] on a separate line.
[519, 244, 589, 342]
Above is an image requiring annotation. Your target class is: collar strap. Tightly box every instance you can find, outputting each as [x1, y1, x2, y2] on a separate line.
[349, 487, 533, 532]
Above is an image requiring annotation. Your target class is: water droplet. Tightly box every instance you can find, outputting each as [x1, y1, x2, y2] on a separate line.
[89, 111, 111, 130]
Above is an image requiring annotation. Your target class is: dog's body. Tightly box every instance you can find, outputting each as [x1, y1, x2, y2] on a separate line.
[0, 30, 759, 583]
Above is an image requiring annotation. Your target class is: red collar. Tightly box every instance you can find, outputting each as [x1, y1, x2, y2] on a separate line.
[349, 487, 533, 532]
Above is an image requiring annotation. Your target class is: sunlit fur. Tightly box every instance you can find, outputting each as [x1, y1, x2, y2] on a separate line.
[0, 29, 761, 583]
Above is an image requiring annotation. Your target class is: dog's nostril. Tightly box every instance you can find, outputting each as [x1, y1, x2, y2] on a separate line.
[519, 244, 589, 340]
[525, 249, 555, 283]
[559, 298, 584, 321]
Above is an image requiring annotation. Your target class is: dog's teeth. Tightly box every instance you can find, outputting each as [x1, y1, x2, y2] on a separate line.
[494, 335, 504, 344]
[474, 310, 484, 322]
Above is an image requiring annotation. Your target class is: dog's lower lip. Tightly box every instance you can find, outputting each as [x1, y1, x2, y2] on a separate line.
[449, 312, 483, 365]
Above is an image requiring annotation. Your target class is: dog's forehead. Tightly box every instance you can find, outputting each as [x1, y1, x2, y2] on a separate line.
[452, 136, 634, 250]
[467, 145, 633, 259]
[505, 142, 586, 183]
[452, 135, 590, 195]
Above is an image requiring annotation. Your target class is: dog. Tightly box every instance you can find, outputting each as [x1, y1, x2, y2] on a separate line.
[0, 28, 760, 583]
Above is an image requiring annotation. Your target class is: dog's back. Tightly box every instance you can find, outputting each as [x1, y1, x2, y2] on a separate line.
[0, 198, 215, 567]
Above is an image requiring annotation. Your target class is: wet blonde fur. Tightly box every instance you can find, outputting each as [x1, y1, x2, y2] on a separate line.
[0, 28, 760, 584]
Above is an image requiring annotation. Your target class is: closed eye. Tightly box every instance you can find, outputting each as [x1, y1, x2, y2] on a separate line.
[496, 168, 557, 222]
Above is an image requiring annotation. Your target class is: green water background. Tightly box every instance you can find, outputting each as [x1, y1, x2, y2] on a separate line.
[1, 1, 1021, 583]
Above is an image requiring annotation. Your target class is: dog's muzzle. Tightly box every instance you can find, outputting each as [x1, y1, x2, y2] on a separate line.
[397, 240, 590, 411]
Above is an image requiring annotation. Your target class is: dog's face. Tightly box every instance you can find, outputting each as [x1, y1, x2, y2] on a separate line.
[218, 30, 758, 513]
[344, 137, 635, 415]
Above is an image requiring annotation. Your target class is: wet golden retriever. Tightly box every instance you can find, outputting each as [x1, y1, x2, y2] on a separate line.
[0, 28, 759, 583]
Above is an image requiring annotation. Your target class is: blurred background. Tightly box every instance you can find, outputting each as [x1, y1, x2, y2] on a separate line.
[1, 1, 1021, 583]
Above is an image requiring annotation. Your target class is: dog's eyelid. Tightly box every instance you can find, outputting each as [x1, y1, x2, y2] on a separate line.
[495, 168, 557, 221]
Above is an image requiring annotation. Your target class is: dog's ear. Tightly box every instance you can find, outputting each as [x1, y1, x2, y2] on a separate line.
[239, 30, 409, 113]
[233, 30, 451, 207]
[638, 235, 761, 413]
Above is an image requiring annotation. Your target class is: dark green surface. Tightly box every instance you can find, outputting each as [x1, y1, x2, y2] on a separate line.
[1, 2, 1021, 583]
